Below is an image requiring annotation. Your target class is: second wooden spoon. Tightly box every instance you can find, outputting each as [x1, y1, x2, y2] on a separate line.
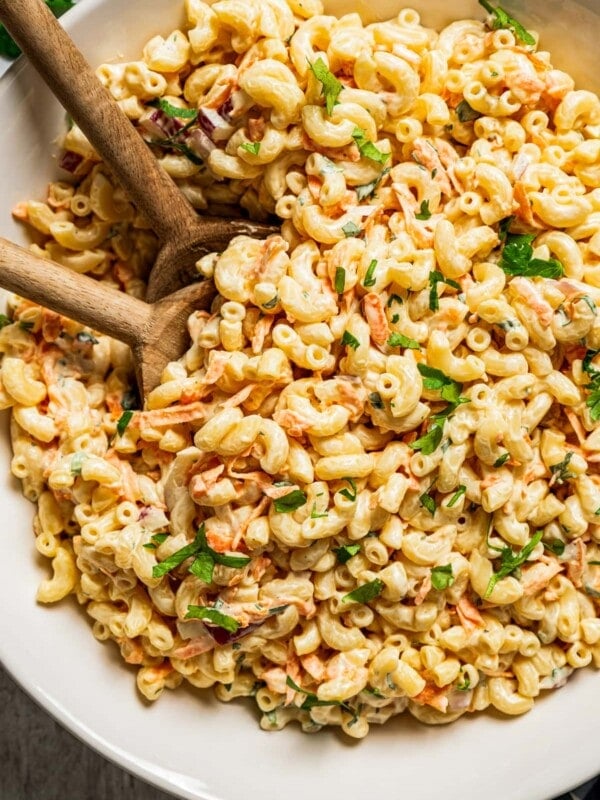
[0, 237, 213, 397]
[0, 0, 278, 301]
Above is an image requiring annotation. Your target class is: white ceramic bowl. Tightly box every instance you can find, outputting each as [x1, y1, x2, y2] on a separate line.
[1, 2, 600, 799]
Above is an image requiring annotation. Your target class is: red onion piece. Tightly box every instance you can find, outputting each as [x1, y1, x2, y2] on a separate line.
[197, 107, 235, 142]
[58, 150, 84, 174]
[185, 128, 216, 160]
[139, 108, 185, 141]
[218, 89, 255, 122]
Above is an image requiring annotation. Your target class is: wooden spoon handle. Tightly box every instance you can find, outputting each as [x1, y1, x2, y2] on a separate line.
[0, 238, 150, 347]
[0, 0, 199, 244]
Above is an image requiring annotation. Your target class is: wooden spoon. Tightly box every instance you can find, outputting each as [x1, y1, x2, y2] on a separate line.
[0, 237, 214, 397]
[0, 0, 278, 302]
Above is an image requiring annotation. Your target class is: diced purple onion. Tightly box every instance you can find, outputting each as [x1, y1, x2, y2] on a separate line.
[197, 107, 235, 142]
[207, 620, 264, 646]
[185, 128, 216, 160]
[58, 150, 84, 174]
[139, 108, 185, 141]
[218, 89, 255, 122]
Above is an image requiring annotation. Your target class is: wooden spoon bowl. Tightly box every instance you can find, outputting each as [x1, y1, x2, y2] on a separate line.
[0, 0, 279, 301]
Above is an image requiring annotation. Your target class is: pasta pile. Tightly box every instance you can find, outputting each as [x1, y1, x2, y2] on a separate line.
[4, 0, 600, 738]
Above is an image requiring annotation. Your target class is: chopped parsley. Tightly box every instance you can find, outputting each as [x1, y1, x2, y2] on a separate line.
[310, 503, 328, 519]
[369, 392, 384, 409]
[307, 57, 343, 115]
[484, 530, 543, 599]
[456, 100, 480, 123]
[0, 314, 11, 329]
[19, 321, 34, 331]
[363, 259, 378, 288]
[342, 221, 361, 238]
[429, 270, 461, 312]
[185, 605, 239, 633]
[341, 330, 360, 350]
[431, 564, 455, 591]
[116, 410, 134, 437]
[447, 485, 467, 508]
[285, 676, 356, 717]
[499, 232, 563, 278]
[70, 452, 87, 476]
[273, 489, 307, 513]
[352, 127, 390, 165]
[582, 348, 600, 421]
[387, 294, 404, 308]
[415, 200, 432, 220]
[410, 424, 444, 456]
[142, 532, 170, 551]
[333, 543, 361, 564]
[417, 364, 468, 405]
[240, 141, 261, 155]
[549, 452, 574, 484]
[262, 295, 279, 310]
[544, 539, 566, 557]
[355, 168, 390, 201]
[388, 332, 420, 350]
[334, 266, 346, 294]
[338, 477, 357, 502]
[478, 0, 535, 46]
[493, 453, 510, 468]
[419, 489, 436, 516]
[152, 98, 198, 120]
[153, 523, 250, 581]
[456, 673, 471, 691]
[342, 579, 384, 604]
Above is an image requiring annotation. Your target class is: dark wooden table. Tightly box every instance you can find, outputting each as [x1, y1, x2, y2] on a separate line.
[0, 665, 175, 800]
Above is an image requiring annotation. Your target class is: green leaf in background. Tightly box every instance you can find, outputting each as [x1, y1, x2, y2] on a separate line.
[0, 1, 76, 59]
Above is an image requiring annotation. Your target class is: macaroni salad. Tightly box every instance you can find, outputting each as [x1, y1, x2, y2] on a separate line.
[4, 0, 600, 737]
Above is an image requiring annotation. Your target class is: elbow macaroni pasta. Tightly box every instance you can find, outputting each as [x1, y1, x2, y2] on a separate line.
[6, 0, 600, 739]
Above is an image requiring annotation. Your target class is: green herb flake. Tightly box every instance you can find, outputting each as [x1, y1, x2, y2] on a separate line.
[341, 330, 360, 350]
[153, 523, 250, 580]
[188, 551, 216, 582]
[431, 564, 455, 591]
[388, 332, 420, 350]
[549, 452, 574, 484]
[307, 57, 343, 115]
[342, 221, 361, 238]
[478, 0, 535, 46]
[410, 424, 444, 456]
[456, 100, 481, 123]
[447, 485, 467, 508]
[0, 314, 11, 329]
[338, 477, 357, 502]
[285, 676, 356, 717]
[273, 489, 307, 513]
[185, 604, 240, 632]
[116, 410, 134, 437]
[155, 98, 198, 120]
[583, 349, 600, 421]
[334, 266, 346, 294]
[333, 543, 361, 564]
[310, 503, 328, 519]
[456, 673, 471, 691]
[70, 452, 87, 476]
[499, 233, 564, 279]
[354, 168, 390, 202]
[342, 578, 384, 604]
[352, 127, 390, 165]
[544, 539, 566, 557]
[420, 490, 436, 516]
[369, 391, 384, 409]
[19, 320, 34, 331]
[240, 141, 261, 155]
[143, 532, 170, 551]
[428, 270, 461, 312]
[386, 294, 404, 307]
[415, 200, 432, 220]
[484, 530, 543, 599]
[493, 453, 510, 468]
[262, 295, 279, 310]
[363, 259, 378, 288]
